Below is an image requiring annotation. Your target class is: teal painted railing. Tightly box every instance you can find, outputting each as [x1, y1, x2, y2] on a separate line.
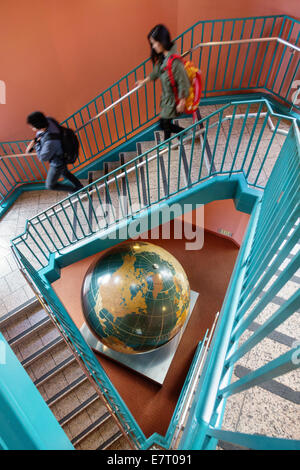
[0, 15, 299, 211]
[10, 98, 300, 449]
[178, 121, 300, 450]
[10, 98, 293, 270]
[141, 333, 209, 450]
[2, 14, 300, 450]
[11, 247, 145, 449]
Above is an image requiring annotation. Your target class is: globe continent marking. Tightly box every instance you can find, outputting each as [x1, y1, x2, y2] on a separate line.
[81, 242, 190, 354]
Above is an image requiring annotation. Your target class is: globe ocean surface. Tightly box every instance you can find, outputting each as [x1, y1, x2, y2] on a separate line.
[81, 242, 190, 354]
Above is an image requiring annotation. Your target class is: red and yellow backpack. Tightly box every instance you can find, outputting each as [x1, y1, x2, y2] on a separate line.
[165, 54, 202, 117]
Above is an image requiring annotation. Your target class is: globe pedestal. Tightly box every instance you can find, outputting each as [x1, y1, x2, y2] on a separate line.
[80, 290, 199, 385]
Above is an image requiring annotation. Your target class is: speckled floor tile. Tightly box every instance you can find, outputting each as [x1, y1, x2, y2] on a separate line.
[236, 387, 300, 441]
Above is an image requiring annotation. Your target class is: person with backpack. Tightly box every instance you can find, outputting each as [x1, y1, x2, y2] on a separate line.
[136, 24, 191, 143]
[26, 111, 83, 194]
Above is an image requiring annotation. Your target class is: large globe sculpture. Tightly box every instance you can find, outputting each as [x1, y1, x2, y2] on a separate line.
[81, 241, 190, 354]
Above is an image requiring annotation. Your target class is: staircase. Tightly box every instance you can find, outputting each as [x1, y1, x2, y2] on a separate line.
[3, 102, 299, 450]
[0, 297, 132, 450]
[0, 112, 211, 450]
[1, 13, 299, 451]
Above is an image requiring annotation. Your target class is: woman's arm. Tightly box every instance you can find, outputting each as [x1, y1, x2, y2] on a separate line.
[176, 98, 186, 114]
[136, 76, 150, 87]
[136, 62, 161, 87]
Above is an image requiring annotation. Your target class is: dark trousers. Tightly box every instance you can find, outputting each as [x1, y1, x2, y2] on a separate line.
[159, 118, 185, 141]
[46, 164, 83, 192]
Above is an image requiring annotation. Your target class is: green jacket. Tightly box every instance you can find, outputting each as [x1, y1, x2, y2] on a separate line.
[149, 45, 190, 119]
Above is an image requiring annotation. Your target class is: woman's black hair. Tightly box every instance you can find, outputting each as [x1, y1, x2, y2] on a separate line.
[27, 111, 48, 129]
[147, 24, 174, 64]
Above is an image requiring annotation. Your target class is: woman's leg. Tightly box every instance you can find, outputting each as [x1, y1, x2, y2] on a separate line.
[159, 118, 185, 141]
[169, 122, 185, 136]
[159, 118, 171, 140]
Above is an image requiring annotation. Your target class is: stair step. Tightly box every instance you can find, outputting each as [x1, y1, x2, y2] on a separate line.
[8, 315, 52, 347]
[106, 433, 133, 450]
[78, 179, 89, 187]
[21, 336, 65, 367]
[0, 297, 39, 329]
[89, 170, 104, 182]
[59, 392, 99, 427]
[34, 355, 76, 387]
[120, 151, 137, 164]
[105, 161, 120, 174]
[71, 412, 111, 446]
[97, 430, 122, 450]
[46, 374, 88, 407]
[137, 140, 157, 156]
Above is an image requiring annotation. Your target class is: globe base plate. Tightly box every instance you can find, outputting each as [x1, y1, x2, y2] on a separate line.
[80, 290, 199, 385]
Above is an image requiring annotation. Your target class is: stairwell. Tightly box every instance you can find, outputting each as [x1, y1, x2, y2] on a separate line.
[0, 113, 206, 450]
[0, 297, 133, 450]
[0, 102, 298, 450]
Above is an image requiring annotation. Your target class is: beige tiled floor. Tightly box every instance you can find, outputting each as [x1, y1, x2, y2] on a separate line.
[0, 190, 65, 317]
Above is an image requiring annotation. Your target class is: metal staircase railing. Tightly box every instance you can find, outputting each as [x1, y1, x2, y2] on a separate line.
[10, 244, 145, 449]
[9, 100, 300, 449]
[1, 14, 300, 451]
[10, 98, 293, 270]
[178, 120, 300, 450]
[0, 15, 299, 213]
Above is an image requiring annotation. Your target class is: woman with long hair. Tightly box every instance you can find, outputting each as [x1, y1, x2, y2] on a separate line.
[137, 24, 190, 143]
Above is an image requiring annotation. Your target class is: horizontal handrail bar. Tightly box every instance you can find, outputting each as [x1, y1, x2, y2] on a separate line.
[17, 126, 208, 225]
[182, 36, 300, 58]
[207, 427, 300, 451]
[171, 311, 219, 448]
[75, 37, 297, 132]
[10, 98, 295, 229]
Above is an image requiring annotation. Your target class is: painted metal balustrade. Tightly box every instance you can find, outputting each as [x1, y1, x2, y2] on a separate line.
[9, 101, 300, 449]
[11, 244, 145, 449]
[0, 14, 299, 212]
[10, 98, 294, 270]
[178, 121, 300, 450]
[1, 13, 300, 451]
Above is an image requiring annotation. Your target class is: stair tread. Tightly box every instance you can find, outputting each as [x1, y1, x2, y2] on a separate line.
[0, 297, 39, 328]
[120, 151, 137, 164]
[34, 354, 76, 387]
[21, 336, 65, 367]
[71, 411, 111, 446]
[137, 140, 156, 152]
[46, 374, 88, 406]
[8, 315, 52, 346]
[59, 392, 99, 426]
[89, 170, 104, 181]
[97, 430, 122, 450]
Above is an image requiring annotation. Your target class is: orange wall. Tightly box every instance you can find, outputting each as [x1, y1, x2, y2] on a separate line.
[180, 199, 250, 247]
[177, 0, 300, 30]
[204, 200, 250, 246]
[0, 0, 178, 141]
[0, 0, 298, 142]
